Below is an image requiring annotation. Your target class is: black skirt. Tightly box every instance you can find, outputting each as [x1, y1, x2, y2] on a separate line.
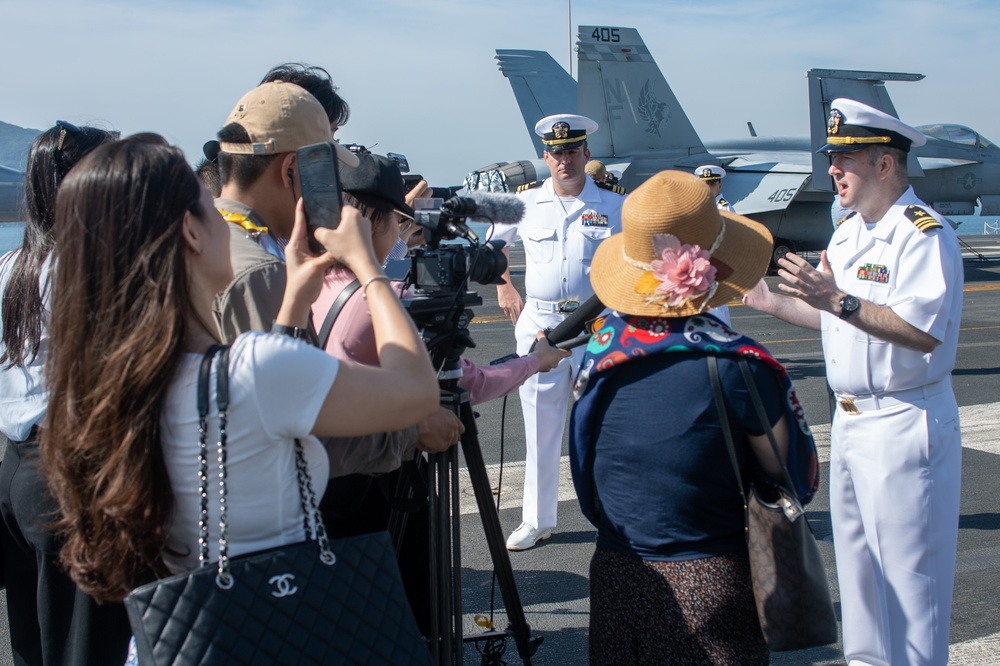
[589, 547, 768, 666]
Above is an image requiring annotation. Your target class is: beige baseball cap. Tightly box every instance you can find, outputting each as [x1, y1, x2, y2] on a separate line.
[218, 81, 359, 167]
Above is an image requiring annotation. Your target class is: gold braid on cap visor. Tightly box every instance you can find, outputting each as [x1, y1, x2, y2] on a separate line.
[824, 135, 891, 145]
[542, 134, 589, 147]
[620, 219, 726, 312]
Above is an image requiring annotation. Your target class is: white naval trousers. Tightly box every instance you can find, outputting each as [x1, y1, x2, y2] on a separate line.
[830, 384, 961, 666]
[513, 304, 586, 530]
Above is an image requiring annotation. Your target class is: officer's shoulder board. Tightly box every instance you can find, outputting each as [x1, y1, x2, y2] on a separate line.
[903, 205, 943, 233]
[595, 181, 627, 195]
[717, 197, 730, 208]
[516, 181, 543, 193]
[836, 211, 857, 227]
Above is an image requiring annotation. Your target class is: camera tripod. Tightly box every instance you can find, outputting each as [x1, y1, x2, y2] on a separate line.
[390, 292, 542, 666]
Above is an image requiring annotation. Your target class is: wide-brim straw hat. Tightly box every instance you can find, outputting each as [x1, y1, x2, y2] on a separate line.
[590, 169, 773, 317]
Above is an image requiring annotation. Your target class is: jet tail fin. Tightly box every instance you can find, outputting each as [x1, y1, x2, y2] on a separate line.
[807, 68, 925, 190]
[577, 26, 706, 158]
[496, 49, 578, 158]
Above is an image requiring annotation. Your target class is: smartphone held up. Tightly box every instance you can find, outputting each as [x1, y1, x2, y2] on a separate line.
[296, 142, 342, 253]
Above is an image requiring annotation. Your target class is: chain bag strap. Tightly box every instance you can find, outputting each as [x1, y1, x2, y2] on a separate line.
[125, 344, 431, 665]
[196, 345, 336, 585]
[707, 354, 837, 651]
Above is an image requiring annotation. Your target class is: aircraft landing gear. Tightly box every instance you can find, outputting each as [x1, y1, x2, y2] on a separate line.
[770, 238, 796, 272]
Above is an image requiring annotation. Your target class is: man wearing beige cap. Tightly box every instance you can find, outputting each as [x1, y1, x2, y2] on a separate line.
[212, 80, 360, 340]
[744, 98, 963, 666]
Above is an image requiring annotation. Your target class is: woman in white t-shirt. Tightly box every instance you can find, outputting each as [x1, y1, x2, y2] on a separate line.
[38, 135, 438, 604]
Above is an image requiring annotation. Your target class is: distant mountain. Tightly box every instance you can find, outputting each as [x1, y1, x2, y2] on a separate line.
[0, 121, 42, 171]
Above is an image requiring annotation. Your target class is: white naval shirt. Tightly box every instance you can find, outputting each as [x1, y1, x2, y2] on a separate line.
[0, 250, 51, 441]
[490, 177, 624, 303]
[820, 187, 963, 396]
[715, 193, 735, 212]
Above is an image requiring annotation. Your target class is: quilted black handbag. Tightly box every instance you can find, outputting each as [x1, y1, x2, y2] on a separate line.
[708, 355, 837, 652]
[124, 345, 432, 665]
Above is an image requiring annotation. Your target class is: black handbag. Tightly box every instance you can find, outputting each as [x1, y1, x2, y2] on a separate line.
[708, 355, 837, 652]
[124, 345, 432, 665]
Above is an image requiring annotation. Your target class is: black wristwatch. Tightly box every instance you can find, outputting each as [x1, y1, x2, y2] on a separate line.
[271, 323, 309, 339]
[838, 294, 860, 320]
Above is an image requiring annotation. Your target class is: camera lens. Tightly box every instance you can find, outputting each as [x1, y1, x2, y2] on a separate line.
[467, 241, 508, 286]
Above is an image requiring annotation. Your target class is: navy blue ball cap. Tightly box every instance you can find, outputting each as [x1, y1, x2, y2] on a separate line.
[340, 153, 414, 219]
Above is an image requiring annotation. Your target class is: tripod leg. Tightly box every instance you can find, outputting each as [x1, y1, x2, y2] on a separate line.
[438, 450, 454, 662]
[427, 453, 442, 664]
[450, 444, 463, 666]
[387, 454, 425, 558]
[458, 400, 542, 664]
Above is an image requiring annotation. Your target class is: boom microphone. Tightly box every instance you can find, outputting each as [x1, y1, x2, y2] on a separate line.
[442, 192, 525, 226]
[543, 293, 608, 350]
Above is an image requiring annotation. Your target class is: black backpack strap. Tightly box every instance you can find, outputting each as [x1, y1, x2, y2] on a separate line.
[316, 278, 361, 350]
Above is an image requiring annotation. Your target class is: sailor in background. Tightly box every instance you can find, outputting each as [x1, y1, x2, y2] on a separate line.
[491, 114, 625, 550]
[743, 98, 962, 666]
[585, 159, 608, 184]
[586, 159, 626, 193]
[696, 164, 735, 212]
[694, 164, 734, 325]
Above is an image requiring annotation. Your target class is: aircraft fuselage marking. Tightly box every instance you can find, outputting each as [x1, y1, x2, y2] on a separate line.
[637, 80, 670, 137]
[768, 188, 798, 203]
[603, 75, 626, 131]
[960, 172, 981, 190]
[590, 27, 621, 42]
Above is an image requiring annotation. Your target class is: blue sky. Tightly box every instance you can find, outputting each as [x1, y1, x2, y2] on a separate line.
[3, 0, 997, 186]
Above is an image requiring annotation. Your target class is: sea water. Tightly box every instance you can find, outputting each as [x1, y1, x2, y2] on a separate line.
[0, 222, 24, 255]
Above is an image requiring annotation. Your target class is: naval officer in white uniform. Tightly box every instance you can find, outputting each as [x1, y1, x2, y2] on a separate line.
[694, 165, 734, 325]
[491, 114, 625, 550]
[743, 98, 963, 666]
[696, 164, 735, 212]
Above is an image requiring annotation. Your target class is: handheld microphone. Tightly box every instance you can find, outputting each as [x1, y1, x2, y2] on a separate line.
[541, 293, 607, 350]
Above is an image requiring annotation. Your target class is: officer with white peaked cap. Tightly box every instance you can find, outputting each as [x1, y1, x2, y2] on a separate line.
[695, 164, 734, 212]
[490, 113, 625, 550]
[690, 165, 736, 325]
[743, 97, 961, 666]
[818, 97, 927, 153]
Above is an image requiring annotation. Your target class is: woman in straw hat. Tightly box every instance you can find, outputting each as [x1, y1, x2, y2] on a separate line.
[569, 170, 819, 664]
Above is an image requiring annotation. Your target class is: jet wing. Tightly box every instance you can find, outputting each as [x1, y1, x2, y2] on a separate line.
[723, 171, 812, 215]
[917, 157, 979, 169]
[496, 50, 578, 158]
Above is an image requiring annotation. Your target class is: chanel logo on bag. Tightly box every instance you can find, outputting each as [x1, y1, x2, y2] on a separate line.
[269, 573, 298, 598]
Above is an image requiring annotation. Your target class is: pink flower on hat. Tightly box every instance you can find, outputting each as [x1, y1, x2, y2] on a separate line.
[649, 234, 717, 306]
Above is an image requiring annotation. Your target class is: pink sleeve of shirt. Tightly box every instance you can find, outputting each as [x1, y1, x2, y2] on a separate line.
[458, 355, 540, 405]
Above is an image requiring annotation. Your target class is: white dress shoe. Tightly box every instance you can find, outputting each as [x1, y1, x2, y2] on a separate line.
[506, 522, 553, 551]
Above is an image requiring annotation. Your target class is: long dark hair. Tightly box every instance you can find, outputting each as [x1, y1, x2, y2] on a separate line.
[1, 123, 116, 368]
[42, 135, 205, 602]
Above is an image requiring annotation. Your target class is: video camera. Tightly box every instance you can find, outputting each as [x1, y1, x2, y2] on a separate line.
[407, 196, 507, 295]
[401, 197, 508, 361]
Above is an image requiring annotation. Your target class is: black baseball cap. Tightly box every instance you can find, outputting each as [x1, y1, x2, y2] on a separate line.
[339, 153, 414, 219]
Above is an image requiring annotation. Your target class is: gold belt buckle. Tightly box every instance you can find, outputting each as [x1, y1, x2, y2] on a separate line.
[557, 299, 580, 314]
[839, 398, 859, 415]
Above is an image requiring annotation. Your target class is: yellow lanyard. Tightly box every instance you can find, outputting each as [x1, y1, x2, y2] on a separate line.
[218, 209, 269, 238]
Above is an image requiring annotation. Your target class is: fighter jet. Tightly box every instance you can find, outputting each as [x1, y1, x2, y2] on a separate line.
[465, 26, 1000, 262]
[0, 165, 24, 223]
